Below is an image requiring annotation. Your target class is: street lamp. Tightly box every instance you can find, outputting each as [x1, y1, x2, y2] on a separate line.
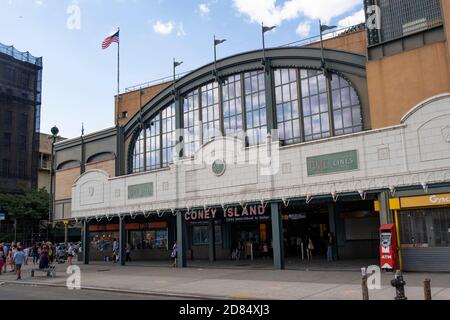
[49, 125, 59, 241]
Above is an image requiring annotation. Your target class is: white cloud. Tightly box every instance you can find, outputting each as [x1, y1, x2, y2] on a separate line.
[153, 20, 174, 35]
[232, 0, 361, 26]
[338, 9, 365, 28]
[296, 22, 311, 37]
[199, 3, 210, 15]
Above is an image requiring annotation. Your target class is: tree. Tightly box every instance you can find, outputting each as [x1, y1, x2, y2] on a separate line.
[0, 187, 49, 243]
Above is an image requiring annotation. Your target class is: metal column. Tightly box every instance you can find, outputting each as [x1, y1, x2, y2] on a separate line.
[379, 191, 393, 225]
[208, 219, 216, 262]
[271, 202, 285, 270]
[82, 219, 89, 265]
[119, 216, 126, 266]
[176, 212, 187, 268]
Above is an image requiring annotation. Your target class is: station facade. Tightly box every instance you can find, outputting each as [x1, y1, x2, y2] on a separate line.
[54, 0, 450, 271]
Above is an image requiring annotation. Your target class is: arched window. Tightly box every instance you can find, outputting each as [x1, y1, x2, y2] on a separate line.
[274, 68, 362, 145]
[222, 74, 243, 137]
[244, 71, 267, 145]
[131, 103, 175, 173]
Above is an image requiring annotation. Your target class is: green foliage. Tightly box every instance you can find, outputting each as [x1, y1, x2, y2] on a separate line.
[0, 187, 49, 221]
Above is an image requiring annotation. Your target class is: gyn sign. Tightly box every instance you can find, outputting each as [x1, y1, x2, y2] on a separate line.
[429, 195, 450, 205]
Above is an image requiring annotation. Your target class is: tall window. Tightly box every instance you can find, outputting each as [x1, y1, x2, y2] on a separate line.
[274, 68, 363, 145]
[331, 74, 362, 135]
[274, 69, 301, 145]
[201, 82, 220, 144]
[183, 90, 201, 158]
[222, 75, 243, 137]
[301, 70, 330, 141]
[244, 71, 267, 145]
[132, 130, 145, 173]
[131, 104, 176, 173]
[145, 113, 161, 171]
[162, 103, 176, 167]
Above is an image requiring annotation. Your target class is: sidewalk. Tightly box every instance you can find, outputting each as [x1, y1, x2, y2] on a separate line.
[1, 261, 450, 300]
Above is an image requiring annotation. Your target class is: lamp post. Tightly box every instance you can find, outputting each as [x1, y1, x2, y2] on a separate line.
[49, 125, 59, 241]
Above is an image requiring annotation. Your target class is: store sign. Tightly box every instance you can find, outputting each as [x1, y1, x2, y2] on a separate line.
[307, 150, 359, 176]
[400, 193, 450, 208]
[185, 208, 218, 221]
[128, 183, 153, 200]
[184, 205, 268, 222]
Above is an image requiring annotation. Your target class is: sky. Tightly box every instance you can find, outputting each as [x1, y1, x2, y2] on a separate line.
[0, 0, 365, 139]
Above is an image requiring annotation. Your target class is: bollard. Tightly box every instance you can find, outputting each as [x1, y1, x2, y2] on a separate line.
[362, 274, 369, 300]
[424, 279, 432, 301]
[391, 270, 407, 300]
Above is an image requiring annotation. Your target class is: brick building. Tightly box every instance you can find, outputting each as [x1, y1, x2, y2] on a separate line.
[54, 0, 450, 271]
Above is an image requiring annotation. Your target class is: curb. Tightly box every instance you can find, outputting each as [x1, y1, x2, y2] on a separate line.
[1, 280, 254, 300]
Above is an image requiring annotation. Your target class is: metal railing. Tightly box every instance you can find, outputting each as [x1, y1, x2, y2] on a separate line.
[124, 23, 366, 93]
[0, 43, 42, 67]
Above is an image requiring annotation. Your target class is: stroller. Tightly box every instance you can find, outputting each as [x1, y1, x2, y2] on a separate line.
[56, 247, 67, 264]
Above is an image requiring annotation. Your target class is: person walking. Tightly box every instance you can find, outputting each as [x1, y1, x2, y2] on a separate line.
[327, 232, 335, 262]
[125, 244, 132, 262]
[0, 244, 4, 275]
[171, 243, 177, 267]
[112, 239, 119, 263]
[13, 246, 25, 280]
[67, 243, 76, 266]
[31, 245, 39, 265]
[2, 244, 8, 273]
[307, 237, 314, 261]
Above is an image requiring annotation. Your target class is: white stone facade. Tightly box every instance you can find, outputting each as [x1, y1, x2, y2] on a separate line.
[71, 94, 450, 219]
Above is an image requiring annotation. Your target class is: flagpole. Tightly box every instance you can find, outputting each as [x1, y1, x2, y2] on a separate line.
[319, 20, 325, 68]
[117, 27, 120, 126]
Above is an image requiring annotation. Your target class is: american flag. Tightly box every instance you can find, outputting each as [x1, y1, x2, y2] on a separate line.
[102, 30, 120, 50]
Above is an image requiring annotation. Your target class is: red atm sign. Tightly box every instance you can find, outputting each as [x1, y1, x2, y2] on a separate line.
[307, 150, 359, 176]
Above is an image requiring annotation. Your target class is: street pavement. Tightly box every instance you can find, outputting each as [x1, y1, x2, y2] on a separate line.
[1, 260, 449, 300]
[0, 283, 189, 300]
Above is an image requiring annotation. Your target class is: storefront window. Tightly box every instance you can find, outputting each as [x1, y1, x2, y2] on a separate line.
[130, 229, 169, 250]
[192, 225, 222, 246]
[90, 232, 119, 253]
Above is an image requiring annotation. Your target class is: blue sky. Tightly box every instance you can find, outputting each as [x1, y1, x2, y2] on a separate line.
[0, 0, 364, 139]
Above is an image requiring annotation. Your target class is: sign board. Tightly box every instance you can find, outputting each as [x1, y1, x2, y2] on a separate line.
[400, 193, 450, 209]
[307, 150, 359, 176]
[128, 183, 154, 200]
[0, 212, 6, 221]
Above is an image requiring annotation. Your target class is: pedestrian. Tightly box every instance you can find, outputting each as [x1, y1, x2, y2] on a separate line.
[13, 246, 25, 280]
[23, 246, 30, 265]
[171, 243, 177, 267]
[327, 232, 334, 262]
[31, 245, 39, 265]
[307, 237, 314, 261]
[112, 239, 119, 263]
[67, 243, 76, 266]
[3, 244, 8, 273]
[125, 244, 132, 262]
[9, 245, 17, 273]
[0, 244, 4, 275]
